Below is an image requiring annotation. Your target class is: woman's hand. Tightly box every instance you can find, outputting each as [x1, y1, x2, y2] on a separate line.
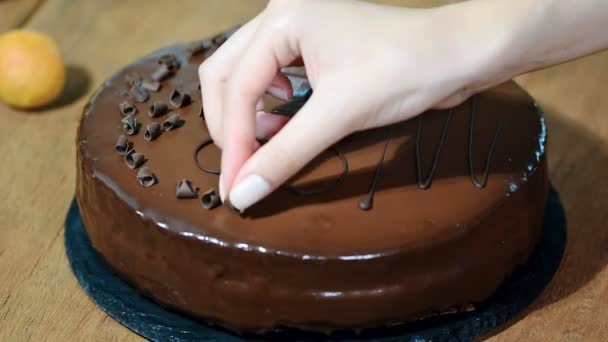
[199, 0, 608, 212]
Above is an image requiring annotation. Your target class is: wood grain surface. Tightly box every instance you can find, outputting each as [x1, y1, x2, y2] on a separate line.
[0, 1, 606, 341]
[0, 0, 43, 33]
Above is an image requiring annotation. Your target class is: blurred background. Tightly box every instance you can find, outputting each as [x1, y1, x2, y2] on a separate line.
[0, 0, 607, 341]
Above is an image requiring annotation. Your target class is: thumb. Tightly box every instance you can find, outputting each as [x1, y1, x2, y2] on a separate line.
[227, 90, 349, 212]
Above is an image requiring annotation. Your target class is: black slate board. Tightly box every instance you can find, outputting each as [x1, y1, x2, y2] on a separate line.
[65, 186, 566, 342]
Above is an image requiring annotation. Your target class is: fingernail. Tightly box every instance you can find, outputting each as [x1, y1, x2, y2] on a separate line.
[267, 86, 291, 101]
[228, 174, 272, 212]
[218, 173, 227, 202]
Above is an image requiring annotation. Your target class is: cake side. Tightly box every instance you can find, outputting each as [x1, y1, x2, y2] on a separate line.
[76, 149, 547, 333]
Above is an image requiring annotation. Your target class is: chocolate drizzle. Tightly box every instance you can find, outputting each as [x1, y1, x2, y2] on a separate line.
[468, 97, 501, 188]
[416, 109, 453, 190]
[281, 147, 349, 196]
[193, 138, 221, 175]
[194, 138, 349, 196]
[359, 134, 391, 211]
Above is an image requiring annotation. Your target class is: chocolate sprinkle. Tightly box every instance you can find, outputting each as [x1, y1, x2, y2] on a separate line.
[119, 101, 137, 116]
[128, 84, 149, 103]
[148, 101, 168, 117]
[141, 79, 161, 92]
[158, 54, 180, 72]
[162, 113, 182, 131]
[114, 135, 129, 155]
[136, 167, 156, 187]
[176, 179, 197, 199]
[150, 64, 171, 82]
[169, 88, 191, 108]
[121, 115, 138, 135]
[201, 188, 221, 210]
[124, 149, 145, 169]
[144, 122, 161, 142]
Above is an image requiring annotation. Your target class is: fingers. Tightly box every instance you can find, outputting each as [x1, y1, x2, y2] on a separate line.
[220, 19, 299, 201]
[199, 16, 261, 147]
[255, 111, 289, 140]
[267, 72, 293, 101]
[227, 92, 349, 212]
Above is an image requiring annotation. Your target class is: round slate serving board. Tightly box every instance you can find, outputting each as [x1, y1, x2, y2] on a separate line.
[65, 186, 566, 342]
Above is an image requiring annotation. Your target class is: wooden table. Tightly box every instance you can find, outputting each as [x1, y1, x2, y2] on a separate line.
[1, 1, 606, 341]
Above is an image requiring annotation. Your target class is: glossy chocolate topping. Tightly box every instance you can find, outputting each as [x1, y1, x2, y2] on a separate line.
[76, 33, 548, 333]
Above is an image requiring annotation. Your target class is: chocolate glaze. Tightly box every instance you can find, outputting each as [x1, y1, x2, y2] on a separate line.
[76, 37, 548, 333]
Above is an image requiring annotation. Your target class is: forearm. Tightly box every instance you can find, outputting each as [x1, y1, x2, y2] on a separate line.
[440, 0, 608, 90]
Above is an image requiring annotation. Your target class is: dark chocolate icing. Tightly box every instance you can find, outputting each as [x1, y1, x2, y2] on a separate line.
[76, 34, 548, 333]
[416, 109, 453, 190]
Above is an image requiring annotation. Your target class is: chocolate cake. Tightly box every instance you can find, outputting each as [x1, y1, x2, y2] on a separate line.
[76, 29, 548, 334]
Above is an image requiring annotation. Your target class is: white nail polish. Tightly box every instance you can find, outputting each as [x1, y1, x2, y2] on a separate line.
[267, 86, 290, 101]
[219, 174, 226, 202]
[228, 174, 272, 212]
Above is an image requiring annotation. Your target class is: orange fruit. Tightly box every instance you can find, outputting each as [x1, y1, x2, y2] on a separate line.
[0, 30, 65, 109]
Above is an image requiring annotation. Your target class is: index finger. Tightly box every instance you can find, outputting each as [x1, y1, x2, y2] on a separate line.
[220, 21, 299, 197]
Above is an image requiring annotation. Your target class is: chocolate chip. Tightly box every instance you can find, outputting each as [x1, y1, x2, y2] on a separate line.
[144, 122, 161, 142]
[128, 84, 149, 103]
[114, 135, 130, 155]
[162, 113, 182, 131]
[124, 149, 145, 169]
[141, 79, 161, 92]
[198, 106, 204, 120]
[176, 179, 197, 199]
[119, 101, 137, 116]
[169, 88, 190, 108]
[158, 54, 179, 72]
[150, 64, 171, 82]
[201, 188, 221, 209]
[121, 115, 138, 135]
[137, 167, 156, 187]
[148, 101, 168, 117]
[188, 39, 212, 56]
[125, 73, 142, 87]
